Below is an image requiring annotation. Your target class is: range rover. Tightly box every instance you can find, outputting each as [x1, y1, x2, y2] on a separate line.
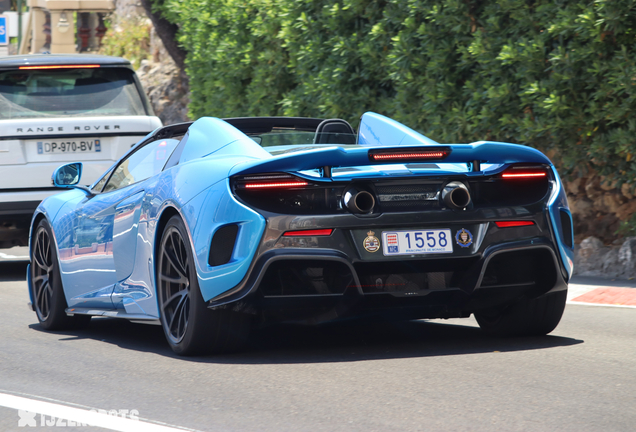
[0, 54, 162, 248]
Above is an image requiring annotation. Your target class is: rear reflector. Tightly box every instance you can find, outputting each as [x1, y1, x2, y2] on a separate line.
[369, 147, 450, 163]
[283, 229, 333, 236]
[495, 221, 535, 228]
[19, 65, 101, 70]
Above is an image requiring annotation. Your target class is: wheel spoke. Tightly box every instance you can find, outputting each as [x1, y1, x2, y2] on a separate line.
[37, 280, 50, 317]
[43, 230, 50, 265]
[159, 273, 188, 286]
[163, 248, 187, 281]
[169, 233, 179, 266]
[168, 292, 188, 338]
[43, 292, 50, 317]
[33, 230, 51, 272]
[177, 299, 188, 338]
[35, 280, 46, 305]
[162, 288, 188, 311]
[33, 240, 47, 271]
[178, 237, 188, 273]
[32, 274, 48, 284]
[173, 232, 184, 269]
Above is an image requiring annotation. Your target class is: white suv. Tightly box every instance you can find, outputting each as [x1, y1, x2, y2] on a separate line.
[0, 54, 162, 248]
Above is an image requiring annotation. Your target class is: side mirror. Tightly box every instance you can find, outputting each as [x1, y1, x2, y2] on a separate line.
[52, 162, 83, 188]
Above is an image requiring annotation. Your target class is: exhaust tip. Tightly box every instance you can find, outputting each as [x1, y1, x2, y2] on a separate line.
[344, 189, 375, 214]
[442, 181, 471, 209]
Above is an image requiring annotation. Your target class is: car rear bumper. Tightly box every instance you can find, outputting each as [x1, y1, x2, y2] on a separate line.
[205, 206, 569, 324]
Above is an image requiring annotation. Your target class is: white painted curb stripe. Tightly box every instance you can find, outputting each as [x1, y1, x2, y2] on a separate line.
[0, 392, 190, 432]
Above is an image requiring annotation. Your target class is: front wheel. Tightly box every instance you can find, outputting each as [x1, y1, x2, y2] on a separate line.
[474, 290, 567, 337]
[157, 216, 251, 355]
[31, 219, 91, 330]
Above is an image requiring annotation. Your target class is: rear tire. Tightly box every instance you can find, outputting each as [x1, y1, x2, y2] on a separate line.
[474, 290, 567, 337]
[157, 216, 251, 355]
[31, 219, 91, 330]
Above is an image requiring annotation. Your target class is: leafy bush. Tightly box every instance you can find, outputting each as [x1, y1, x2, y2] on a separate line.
[100, 16, 152, 70]
[157, 0, 636, 185]
[617, 213, 636, 237]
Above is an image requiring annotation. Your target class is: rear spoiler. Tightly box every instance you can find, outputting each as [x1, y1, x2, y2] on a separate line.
[229, 142, 552, 177]
[183, 114, 552, 178]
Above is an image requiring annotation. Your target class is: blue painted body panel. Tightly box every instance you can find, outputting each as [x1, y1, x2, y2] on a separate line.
[28, 112, 573, 321]
[189, 179, 266, 302]
[547, 166, 574, 280]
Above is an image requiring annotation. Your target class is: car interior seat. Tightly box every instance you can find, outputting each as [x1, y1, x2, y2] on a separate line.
[313, 119, 357, 144]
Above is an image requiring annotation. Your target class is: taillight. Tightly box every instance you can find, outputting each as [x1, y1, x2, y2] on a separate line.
[245, 181, 308, 189]
[235, 174, 309, 190]
[468, 165, 551, 207]
[495, 221, 535, 228]
[232, 173, 344, 215]
[501, 167, 547, 179]
[283, 229, 333, 236]
[368, 147, 451, 163]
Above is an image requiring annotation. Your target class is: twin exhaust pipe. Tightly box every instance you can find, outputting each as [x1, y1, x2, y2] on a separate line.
[343, 181, 470, 214]
[343, 188, 376, 214]
[441, 181, 471, 209]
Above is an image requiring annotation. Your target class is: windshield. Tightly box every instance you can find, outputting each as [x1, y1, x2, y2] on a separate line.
[0, 67, 147, 119]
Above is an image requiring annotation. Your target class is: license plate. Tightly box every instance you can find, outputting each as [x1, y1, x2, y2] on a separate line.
[382, 229, 453, 255]
[37, 139, 101, 154]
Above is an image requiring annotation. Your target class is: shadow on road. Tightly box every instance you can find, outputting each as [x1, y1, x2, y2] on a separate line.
[0, 261, 29, 281]
[29, 316, 583, 364]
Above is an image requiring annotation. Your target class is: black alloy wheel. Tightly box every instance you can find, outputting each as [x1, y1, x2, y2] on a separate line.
[31, 219, 90, 330]
[157, 215, 251, 355]
[158, 222, 192, 345]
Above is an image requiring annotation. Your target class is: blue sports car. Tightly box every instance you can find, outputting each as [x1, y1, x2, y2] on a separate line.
[28, 113, 574, 355]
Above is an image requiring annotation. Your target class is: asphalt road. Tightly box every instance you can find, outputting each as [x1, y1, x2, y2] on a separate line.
[1, 260, 635, 432]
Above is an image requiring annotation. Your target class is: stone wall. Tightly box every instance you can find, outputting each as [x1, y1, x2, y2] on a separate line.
[136, 50, 190, 125]
[575, 236, 636, 279]
[564, 171, 635, 279]
[564, 172, 636, 244]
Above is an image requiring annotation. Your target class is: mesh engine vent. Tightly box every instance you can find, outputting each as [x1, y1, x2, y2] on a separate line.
[375, 183, 442, 211]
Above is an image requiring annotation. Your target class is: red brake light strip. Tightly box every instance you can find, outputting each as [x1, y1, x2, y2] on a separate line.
[283, 229, 333, 237]
[495, 221, 535, 228]
[19, 65, 101, 70]
[244, 181, 308, 189]
[370, 151, 448, 161]
[501, 172, 546, 179]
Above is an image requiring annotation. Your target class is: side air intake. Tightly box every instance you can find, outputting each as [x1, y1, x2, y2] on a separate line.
[208, 224, 239, 266]
[559, 210, 573, 248]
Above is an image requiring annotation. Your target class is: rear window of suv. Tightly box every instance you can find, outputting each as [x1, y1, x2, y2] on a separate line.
[0, 67, 147, 119]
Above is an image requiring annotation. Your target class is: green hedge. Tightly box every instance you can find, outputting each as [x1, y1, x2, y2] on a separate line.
[159, 0, 636, 184]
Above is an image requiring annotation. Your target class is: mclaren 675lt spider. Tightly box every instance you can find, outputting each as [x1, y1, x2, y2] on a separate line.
[28, 112, 574, 355]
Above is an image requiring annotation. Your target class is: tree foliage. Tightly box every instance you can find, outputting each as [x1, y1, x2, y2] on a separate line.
[100, 16, 151, 69]
[158, 0, 636, 184]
